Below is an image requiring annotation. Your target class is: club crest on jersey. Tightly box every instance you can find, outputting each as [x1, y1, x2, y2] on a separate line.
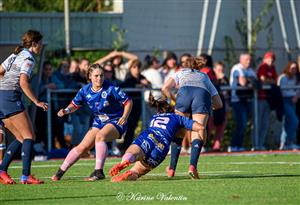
[101, 91, 107, 98]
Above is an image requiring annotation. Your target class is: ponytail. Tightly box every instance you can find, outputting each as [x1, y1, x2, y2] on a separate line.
[14, 46, 24, 55]
[13, 30, 43, 55]
[148, 92, 174, 113]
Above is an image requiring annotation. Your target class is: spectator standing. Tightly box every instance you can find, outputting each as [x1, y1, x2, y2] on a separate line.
[211, 61, 229, 151]
[142, 55, 163, 124]
[31, 61, 57, 156]
[229, 53, 257, 152]
[159, 51, 178, 82]
[120, 59, 151, 152]
[277, 61, 300, 150]
[254, 52, 277, 150]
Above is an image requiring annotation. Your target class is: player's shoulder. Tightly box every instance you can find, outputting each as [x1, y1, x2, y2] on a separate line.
[80, 83, 92, 93]
[155, 112, 174, 118]
[102, 80, 116, 91]
[19, 50, 35, 62]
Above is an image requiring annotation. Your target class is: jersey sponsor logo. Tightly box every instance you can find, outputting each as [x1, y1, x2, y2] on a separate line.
[101, 91, 107, 98]
[141, 140, 151, 153]
[98, 114, 109, 122]
[25, 61, 33, 69]
[118, 90, 126, 98]
[156, 143, 165, 151]
[147, 158, 159, 167]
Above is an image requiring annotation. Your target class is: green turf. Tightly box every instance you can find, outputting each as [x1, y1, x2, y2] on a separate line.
[1, 153, 300, 205]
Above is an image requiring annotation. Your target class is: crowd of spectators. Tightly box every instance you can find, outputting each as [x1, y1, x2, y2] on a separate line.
[25, 50, 300, 160]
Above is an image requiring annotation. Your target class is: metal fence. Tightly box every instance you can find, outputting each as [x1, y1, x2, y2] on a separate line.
[45, 86, 300, 152]
[0, 12, 122, 50]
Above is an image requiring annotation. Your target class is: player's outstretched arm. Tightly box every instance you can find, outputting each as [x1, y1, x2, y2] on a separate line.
[57, 104, 78, 117]
[0, 65, 5, 78]
[20, 73, 48, 111]
[118, 99, 133, 125]
[161, 77, 176, 102]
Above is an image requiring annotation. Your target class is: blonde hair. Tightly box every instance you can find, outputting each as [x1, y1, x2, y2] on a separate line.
[182, 57, 207, 70]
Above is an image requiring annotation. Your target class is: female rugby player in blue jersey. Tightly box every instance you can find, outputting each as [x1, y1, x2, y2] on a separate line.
[0, 30, 47, 184]
[162, 57, 223, 179]
[109, 93, 205, 182]
[51, 63, 133, 181]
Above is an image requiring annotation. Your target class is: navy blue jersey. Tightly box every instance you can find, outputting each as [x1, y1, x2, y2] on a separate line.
[148, 113, 194, 144]
[71, 80, 129, 121]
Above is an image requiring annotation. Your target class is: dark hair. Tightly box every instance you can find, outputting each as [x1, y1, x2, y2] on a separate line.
[182, 57, 207, 70]
[282, 61, 299, 79]
[148, 92, 174, 113]
[111, 55, 123, 67]
[87, 63, 104, 82]
[14, 30, 43, 54]
[80, 58, 89, 64]
[129, 59, 142, 70]
[214, 61, 225, 68]
[104, 62, 117, 80]
[162, 51, 177, 68]
[143, 55, 159, 70]
[43, 60, 52, 68]
[179, 53, 192, 66]
[199, 53, 213, 68]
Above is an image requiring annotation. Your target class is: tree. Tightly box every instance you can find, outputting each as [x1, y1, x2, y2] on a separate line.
[2, 0, 113, 12]
[224, 0, 274, 69]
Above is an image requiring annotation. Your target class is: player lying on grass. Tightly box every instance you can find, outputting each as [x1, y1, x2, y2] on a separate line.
[109, 93, 205, 182]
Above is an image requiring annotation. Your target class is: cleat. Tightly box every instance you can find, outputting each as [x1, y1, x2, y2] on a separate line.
[111, 170, 138, 182]
[20, 175, 44, 184]
[109, 160, 131, 177]
[188, 165, 200, 179]
[84, 169, 105, 181]
[165, 166, 175, 178]
[0, 171, 16, 185]
[51, 168, 65, 181]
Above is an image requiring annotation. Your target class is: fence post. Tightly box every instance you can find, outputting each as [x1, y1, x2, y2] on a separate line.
[47, 89, 52, 152]
[253, 88, 258, 149]
[141, 89, 147, 130]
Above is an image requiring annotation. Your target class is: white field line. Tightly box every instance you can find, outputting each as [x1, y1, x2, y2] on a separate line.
[12, 170, 244, 180]
[8, 161, 300, 169]
[11, 170, 294, 181]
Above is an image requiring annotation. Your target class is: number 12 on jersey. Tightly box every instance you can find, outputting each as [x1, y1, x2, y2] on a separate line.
[149, 117, 170, 129]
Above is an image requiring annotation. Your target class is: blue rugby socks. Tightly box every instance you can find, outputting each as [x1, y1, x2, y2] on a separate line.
[169, 137, 183, 170]
[190, 139, 204, 169]
[22, 139, 34, 176]
[0, 139, 22, 172]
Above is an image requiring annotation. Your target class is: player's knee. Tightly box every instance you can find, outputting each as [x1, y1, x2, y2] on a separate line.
[95, 133, 106, 142]
[76, 144, 88, 154]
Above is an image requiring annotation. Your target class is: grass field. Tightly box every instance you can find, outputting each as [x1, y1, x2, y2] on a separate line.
[1, 152, 300, 205]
